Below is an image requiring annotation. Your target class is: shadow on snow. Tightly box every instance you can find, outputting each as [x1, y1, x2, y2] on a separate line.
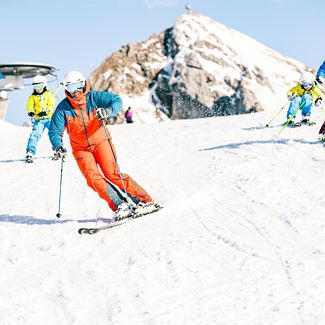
[241, 124, 283, 131]
[199, 138, 320, 151]
[0, 214, 113, 225]
[0, 156, 52, 163]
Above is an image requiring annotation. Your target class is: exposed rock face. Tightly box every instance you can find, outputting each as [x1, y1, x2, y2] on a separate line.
[89, 12, 308, 122]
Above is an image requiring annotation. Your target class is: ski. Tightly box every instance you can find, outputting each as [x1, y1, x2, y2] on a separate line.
[283, 120, 315, 128]
[78, 218, 129, 234]
[281, 121, 300, 128]
[306, 121, 316, 126]
[319, 135, 325, 146]
[23, 156, 54, 163]
[288, 121, 302, 127]
[78, 205, 163, 235]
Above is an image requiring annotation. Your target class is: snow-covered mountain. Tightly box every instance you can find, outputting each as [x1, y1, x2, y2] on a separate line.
[2, 109, 325, 324]
[89, 11, 309, 123]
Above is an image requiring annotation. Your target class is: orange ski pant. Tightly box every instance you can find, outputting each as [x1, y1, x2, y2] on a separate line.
[73, 139, 152, 211]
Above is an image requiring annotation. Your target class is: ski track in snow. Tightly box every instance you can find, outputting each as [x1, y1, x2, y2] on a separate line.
[1, 111, 325, 324]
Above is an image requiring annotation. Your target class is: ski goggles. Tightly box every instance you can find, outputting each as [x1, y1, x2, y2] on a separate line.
[33, 83, 44, 90]
[302, 82, 313, 88]
[65, 81, 84, 93]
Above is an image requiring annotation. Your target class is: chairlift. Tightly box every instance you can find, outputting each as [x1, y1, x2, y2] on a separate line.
[0, 62, 58, 120]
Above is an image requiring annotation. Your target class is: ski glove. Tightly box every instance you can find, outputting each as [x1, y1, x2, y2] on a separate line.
[28, 112, 35, 117]
[37, 111, 48, 118]
[315, 97, 322, 107]
[96, 108, 112, 121]
[287, 93, 296, 101]
[316, 76, 323, 84]
[55, 146, 67, 159]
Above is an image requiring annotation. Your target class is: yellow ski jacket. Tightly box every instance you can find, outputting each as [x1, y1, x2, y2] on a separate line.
[26, 89, 55, 120]
[287, 83, 324, 102]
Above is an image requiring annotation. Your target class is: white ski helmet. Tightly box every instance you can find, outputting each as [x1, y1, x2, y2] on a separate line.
[299, 71, 315, 85]
[64, 71, 86, 91]
[32, 75, 47, 87]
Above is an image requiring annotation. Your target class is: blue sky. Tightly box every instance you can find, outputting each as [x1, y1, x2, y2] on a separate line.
[1, 0, 324, 125]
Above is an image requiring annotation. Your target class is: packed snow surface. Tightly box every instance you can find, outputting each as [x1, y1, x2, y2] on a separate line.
[1, 108, 325, 324]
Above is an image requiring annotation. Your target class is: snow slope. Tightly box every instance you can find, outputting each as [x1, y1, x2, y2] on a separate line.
[1, 109, 325, 325]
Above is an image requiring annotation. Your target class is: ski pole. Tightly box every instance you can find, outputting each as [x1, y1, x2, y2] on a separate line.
[100, 120, 134, 209]
[52, 77, 66, 98]
[278, 99, 305, 135]
[266, 101, 289, 127]
[56, 155, 65, 218]
[53, 82, 64, 97]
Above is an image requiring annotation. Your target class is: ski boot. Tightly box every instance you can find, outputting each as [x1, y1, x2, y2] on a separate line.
[52, 152, 59, 161]
[301, 116, 310, 124]
[285, 117, 300, 127]
[288, 117, 301, 127]
[25, 151, 33, 163]
[133, 201, 163, 218]
[285, 119, 293, 126]
[301, 116, 315, 126]
[114, 202, 133, 221]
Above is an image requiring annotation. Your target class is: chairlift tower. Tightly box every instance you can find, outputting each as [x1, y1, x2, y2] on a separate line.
[0, 62, 57, 120]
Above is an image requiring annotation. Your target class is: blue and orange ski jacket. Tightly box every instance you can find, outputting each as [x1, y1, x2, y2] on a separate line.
[49, 82, 122, 152]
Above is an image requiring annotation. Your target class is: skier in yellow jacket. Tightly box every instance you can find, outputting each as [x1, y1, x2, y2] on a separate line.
[286, 71, 324, 126]
[25, 75, 55, 163]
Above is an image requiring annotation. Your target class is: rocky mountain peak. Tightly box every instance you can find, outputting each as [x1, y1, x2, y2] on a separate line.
[89, 11, 308, 122]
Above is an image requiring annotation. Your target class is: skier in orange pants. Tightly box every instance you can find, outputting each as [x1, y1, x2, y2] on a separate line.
[49, 71, 158, 219]
[73, 135, 151, 211]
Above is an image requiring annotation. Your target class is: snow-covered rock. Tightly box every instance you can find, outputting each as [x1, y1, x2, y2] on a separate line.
[90, 11, 310, 122]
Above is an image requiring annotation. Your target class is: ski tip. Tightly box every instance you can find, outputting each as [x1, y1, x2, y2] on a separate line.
[78, 228, 95, 235]
[78, 228, 86, 235]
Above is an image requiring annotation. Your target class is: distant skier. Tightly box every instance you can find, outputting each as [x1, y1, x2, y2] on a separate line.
[316, 61, 325, 85]
[49, 71, 160, 220]
[317, 62, 325, 138]
[124, 106, 134, 123]
[25, 75, 56, 163]
[286, 71, 324, 126]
